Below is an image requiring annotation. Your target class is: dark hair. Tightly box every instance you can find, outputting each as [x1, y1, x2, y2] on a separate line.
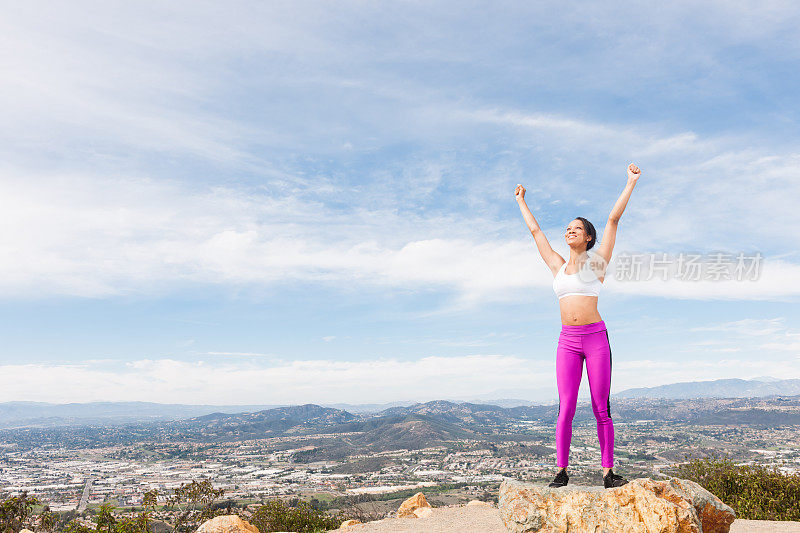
[575, 217, 597, 250]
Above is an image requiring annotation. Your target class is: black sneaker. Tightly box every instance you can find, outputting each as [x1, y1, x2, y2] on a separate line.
[548, 469, 569, 488]
[603, 469, 628, 488]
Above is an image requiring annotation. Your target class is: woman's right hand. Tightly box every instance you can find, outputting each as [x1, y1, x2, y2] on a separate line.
[515, 184, 526, 201]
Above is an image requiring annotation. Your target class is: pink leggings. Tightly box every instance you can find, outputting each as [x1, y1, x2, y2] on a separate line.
[556, 320, 614, 468]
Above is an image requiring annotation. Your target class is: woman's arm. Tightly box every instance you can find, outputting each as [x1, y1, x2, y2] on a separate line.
[595, 164, 641, 264]
[515, 184, 564, 276]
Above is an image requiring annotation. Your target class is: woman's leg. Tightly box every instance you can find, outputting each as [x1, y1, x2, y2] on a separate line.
[555, 332, 583, 468]
[584, 328, 614, 469]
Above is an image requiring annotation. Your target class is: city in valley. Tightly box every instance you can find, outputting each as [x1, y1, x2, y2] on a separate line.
[2, 395, 799, 518]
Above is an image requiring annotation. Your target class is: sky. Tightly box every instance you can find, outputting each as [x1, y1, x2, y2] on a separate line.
[1, 1, 799, 405]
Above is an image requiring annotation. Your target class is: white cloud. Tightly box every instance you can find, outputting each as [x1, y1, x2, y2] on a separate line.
[690, 317, 787, 335]
[0, 2, 798, 408]
[0, 8, 261, 165]
[1, 170, 799, 307]
[756, 341, 800, 353]
[467, 106, 800, 255]
[614, 357, 800, 390]
[3, 351, 799, 404]
[685, 317, 800, 356]
[0, 2, 799, 310]
[203, 352, 277, 358]
[0, 355, 552, 404]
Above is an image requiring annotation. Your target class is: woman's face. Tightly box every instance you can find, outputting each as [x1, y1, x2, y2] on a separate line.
[565, 219, 590, 248]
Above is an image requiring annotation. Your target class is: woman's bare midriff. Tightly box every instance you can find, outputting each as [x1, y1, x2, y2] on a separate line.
[559, 295, 602, 325]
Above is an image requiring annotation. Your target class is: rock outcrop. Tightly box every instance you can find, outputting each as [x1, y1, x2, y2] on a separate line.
[195, 515, 260, 533]
[396, 492, 433, 518]
[499, 477, 736, 533]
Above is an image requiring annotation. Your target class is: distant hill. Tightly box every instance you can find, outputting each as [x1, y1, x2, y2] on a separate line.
[616, 378, 800, 399]
[0, 397, 541, 428]
[182, 401, 496, 444]
[4, 396, 800, 450]
[176, 403, 486, 453]
[333, 413, 480, 452]
[0, 401, 284, 428]
[189, 403, 358, 439]
[324, 400, 420, 413]
[378, 400, 514, 427]
[6, 378, 800, 433]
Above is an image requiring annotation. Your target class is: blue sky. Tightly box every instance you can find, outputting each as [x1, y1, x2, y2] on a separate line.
[1, 2, 799, 405]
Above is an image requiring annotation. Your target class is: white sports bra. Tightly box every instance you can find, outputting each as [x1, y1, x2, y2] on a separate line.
[552, 255, 603, 299]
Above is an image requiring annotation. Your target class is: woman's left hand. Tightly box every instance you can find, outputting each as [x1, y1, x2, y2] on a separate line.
[627, 163, 641, 184]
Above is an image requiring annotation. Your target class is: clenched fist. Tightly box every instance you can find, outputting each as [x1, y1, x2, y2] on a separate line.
[627, 163, 641, 183]
[515, 184, 526, 201]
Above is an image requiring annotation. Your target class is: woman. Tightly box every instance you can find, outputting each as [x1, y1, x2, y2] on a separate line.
[514, 163, 641, 489]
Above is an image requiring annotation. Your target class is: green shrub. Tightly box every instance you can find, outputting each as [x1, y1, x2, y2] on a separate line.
[0, 492, 41, 533]
[2, 487, 357, 533]
[675, 454, 800, 521]
[249, 499, 347, 533]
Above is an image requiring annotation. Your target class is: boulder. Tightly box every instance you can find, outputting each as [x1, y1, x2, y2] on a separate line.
[339, 519, 361, 528]
[396, 491, 432, 518]
[639, 477, 737, 533]
[413, 506, 434, 518]
[195, 515, 260, 533]
[499, 477, 735, 533]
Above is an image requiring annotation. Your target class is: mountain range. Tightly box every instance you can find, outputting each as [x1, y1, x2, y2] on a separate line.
[2, 377, 799, 428]
[6, 395, 800, 452]
[615, 377, 800, 399]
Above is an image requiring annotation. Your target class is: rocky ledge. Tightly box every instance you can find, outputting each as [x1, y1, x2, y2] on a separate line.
[499, 477, 736, 533]
[193, 477, 800, 533]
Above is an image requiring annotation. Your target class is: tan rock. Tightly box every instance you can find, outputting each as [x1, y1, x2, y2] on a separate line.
[340, 519, 362, 528]
[397, 491, 432, 518]
[467, 499, 494, 507]
[638, 477, 737, 533]
[413, 506, 434, 518]
[195, 515, 260, 533]
[498, 477, 736, 533]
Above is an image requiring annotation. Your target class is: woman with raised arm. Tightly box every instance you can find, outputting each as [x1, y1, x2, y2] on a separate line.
[514, 163, 641, 489]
